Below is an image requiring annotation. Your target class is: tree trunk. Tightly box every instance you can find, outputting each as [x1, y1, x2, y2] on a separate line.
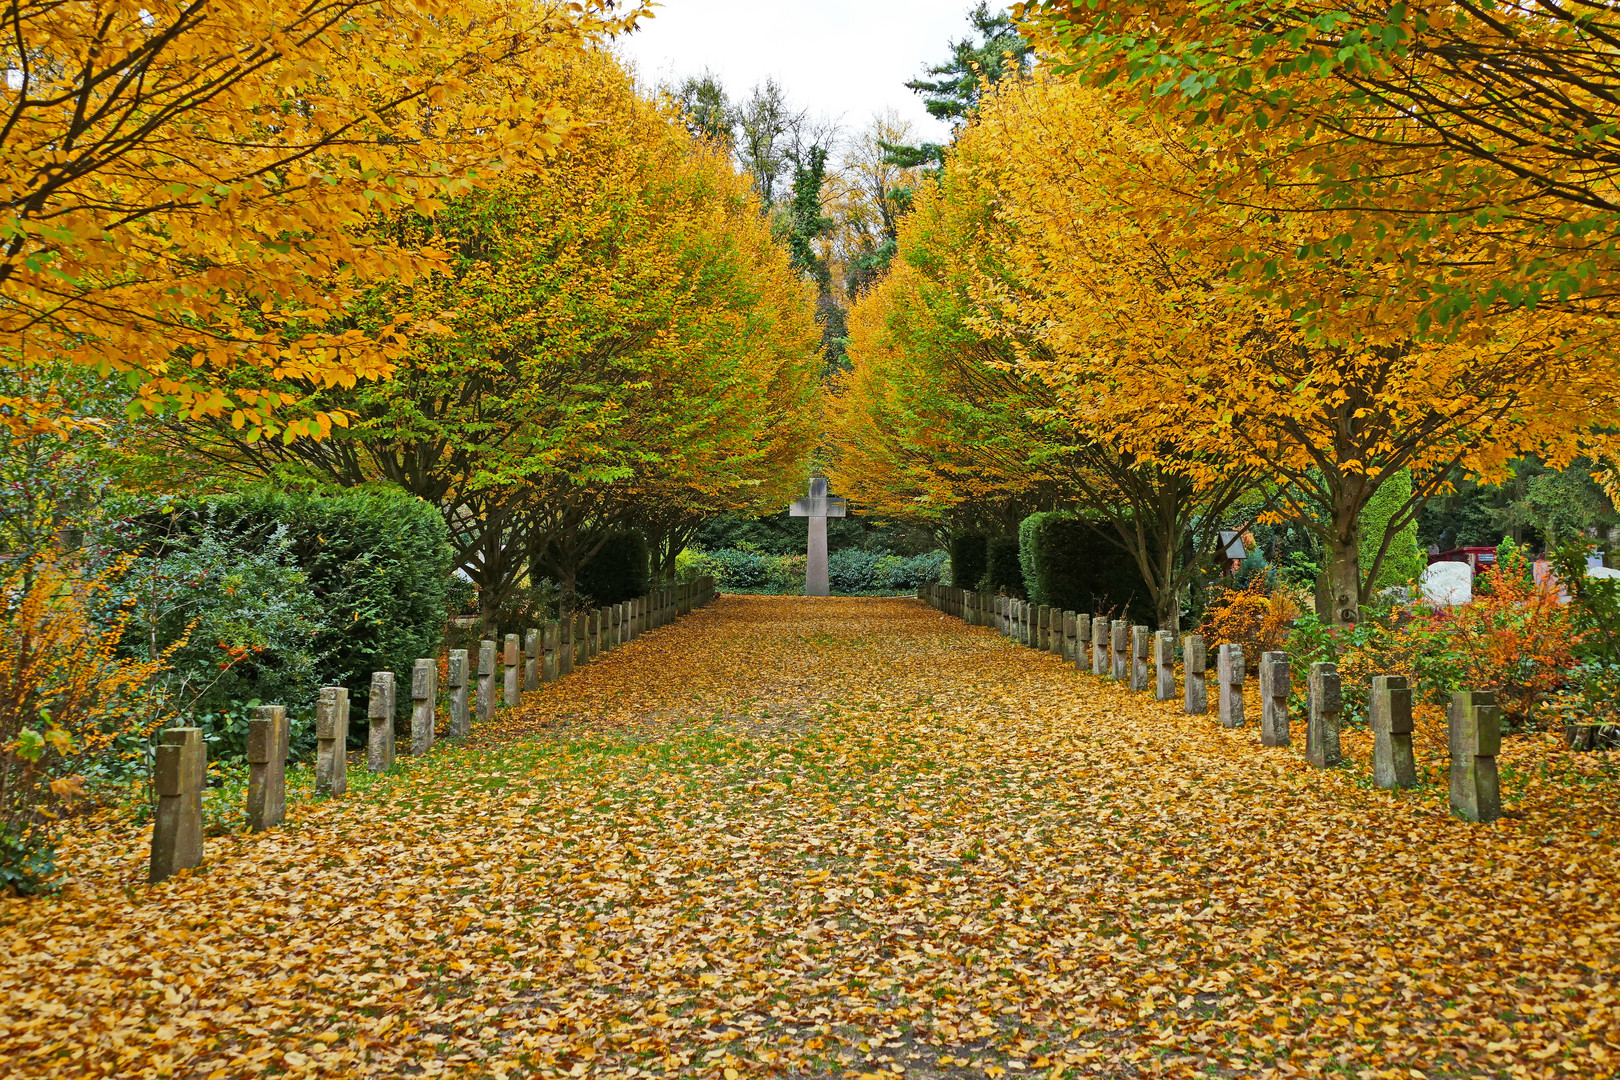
[559, 564, 577, 619]
[1324, 517, 1363, 626]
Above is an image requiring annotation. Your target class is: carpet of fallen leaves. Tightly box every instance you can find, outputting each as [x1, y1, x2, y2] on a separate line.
[2, 596, 1618, 1080]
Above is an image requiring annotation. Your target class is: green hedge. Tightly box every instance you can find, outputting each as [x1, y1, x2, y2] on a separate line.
[983, 536, 1026, 597]
[949, 532, 988, 589]
[109, 487, 453, 724]
[1017, 511, 1154, 623]
[685, 547, 945, 593]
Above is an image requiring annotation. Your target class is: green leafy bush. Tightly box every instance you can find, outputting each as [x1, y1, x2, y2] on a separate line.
[106, 487, 452, 723]
[949, 532, 988, 589]
[982, 536, 1025, 596]
[829, 549, 882, 592]
[1017, 512, 1153, 622]
[683, 547, 943, 593]
[105, 515, 323, 720]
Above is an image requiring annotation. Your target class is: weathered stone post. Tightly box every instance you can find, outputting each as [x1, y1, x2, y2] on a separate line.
[1217, 643, 1244, 728]
[1110, 619, 1129, 681]
[1130, 626, 1151, 691]
[1060, 612, 1076, 661]
[1371, 675, 1419, 789]
[149, 727, 205, 883]
[412, 659, 437, 755]
[368, 671, 396, 772]
[504, 633, 521, 708]
[1154, 631, 1175, 701]
[447, 649, 470, 737]
[1076, 614, 1092, 671]
[587, 611, 601, 660]
[524, 629, 540, 691]
[559, 616, 576, 675]
[1038, 606, 1052, 650]
[1307, 661, 1343, 767]
[315, 686, 349, 797]
[476, 639, 496, 719]
[541, 624, 559, 683]
[245, 705, 289, 833]
[1183, 634, 1207, 715]
[1449, 691, 1502, 822]
[1053, 611, 1069, 657]
[1091, 615, 1109, 676]
[609, 605, 622, 648]
[1259, 652, 1291, 747]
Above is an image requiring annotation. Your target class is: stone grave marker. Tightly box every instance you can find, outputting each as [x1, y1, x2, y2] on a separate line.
[504, 633, 521, 708]
[541, 624, 558, 683]
[1259, 652, 1291, 747]
[1307, 661, 1343, 767]
[524, 629, 540, 691]
[447, 649, 470, 737]
[412, 659, 437, 755]
[1217, 643, 1244, 727]
[1060, 611, 1076, 660]
[477, 639, 496, 719]
[790, 477, 847, 597]
[1154, 631, 1175, 701]
[1130, 626, 1151, 692]
[1110, 619, 1129, 681]
[368, 671, 396, 772]
[246, 705, 289, 833]
[1371, 675, 1419, 789]
[1183, 634, 1207, 715]
[1449, 691, 1502, 822]
[149, 727, 206, 883]
[1092, 615, 1109, 676]
[1075, 613, 1092, 671]
[315, 686, 349, 797]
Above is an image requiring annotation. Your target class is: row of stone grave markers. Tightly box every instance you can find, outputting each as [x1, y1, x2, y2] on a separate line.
[919, 583, 1503, 825]
[149, 577, 718, 883]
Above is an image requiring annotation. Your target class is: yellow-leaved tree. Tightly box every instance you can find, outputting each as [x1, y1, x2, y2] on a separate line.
[955, 73, 1616, 623]
[172, 49, 821, 617]
[0, 0, 637, 441]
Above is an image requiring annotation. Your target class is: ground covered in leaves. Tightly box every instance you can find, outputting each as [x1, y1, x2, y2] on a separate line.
[3, 596, 1618, 1080]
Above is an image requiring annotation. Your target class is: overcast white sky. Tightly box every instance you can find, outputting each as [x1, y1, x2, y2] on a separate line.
[613, 0, 975, 145]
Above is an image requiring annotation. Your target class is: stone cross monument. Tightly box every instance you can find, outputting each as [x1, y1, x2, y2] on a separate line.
[789, 477, 847, 597]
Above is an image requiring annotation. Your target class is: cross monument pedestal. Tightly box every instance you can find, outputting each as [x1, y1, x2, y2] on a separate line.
[789, 477, 848, 597]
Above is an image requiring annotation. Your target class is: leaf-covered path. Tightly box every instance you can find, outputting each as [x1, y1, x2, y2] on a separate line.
[3, 597, 1618, 1080]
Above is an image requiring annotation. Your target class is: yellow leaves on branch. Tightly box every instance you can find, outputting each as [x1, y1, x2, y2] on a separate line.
[0, 0, 641, 440]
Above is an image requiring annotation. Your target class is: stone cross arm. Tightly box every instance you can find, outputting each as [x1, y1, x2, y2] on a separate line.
[790, 478, 846, 519]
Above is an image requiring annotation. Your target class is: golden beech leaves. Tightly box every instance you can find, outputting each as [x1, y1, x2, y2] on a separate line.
[2, 598, 1616, 1078]
[0, 0, 638, 440]
[834, 71, 1620, 623]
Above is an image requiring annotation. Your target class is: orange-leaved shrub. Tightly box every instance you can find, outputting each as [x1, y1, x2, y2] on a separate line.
[1199, 580, 1303, 665]
[0, 560, 169, 893]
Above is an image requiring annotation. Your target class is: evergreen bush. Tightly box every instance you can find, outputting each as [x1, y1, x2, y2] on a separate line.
[1016, 512, 1154, 622]
[949, 532, 988, 589]
[106, 487, 452, 724]
[982, 536, 1026, 596]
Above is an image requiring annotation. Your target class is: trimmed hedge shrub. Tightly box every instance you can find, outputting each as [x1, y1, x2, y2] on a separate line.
[950, 532, 988, 589]
[107, 487, 453, 723]
[982, 536, 1026, 597]
[578, 530, 650, 606]
[684, 548, 945, 593]
[1017, 511, 1154, 624]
